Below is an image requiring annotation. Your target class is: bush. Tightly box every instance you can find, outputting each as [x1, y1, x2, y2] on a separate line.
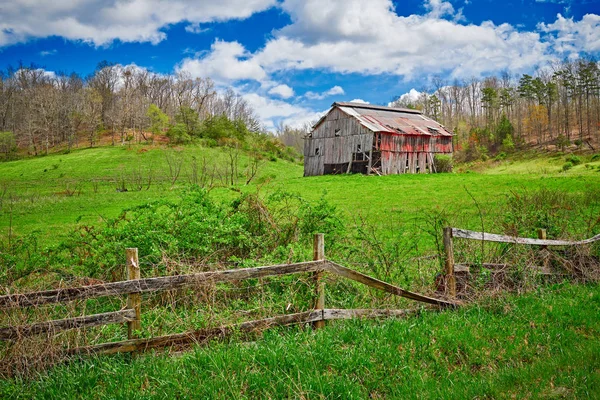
[562, 162, 573, 172]
[33, 188, 343, 280]
[495, 152, 507, 161]
[591, 153, 600, 162]
[566, 155, 581, 165]
[433, 154, 453, 173]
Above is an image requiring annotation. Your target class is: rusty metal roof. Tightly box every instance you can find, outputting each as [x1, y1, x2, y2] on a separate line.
[317, 102, 452, 137]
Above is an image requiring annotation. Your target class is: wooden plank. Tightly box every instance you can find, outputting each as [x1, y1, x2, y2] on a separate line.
[0, 309, 136, 341]
[71, 311, 324, 356]
[126, 248, 141, 339]
[70, 308, 414, 356]
[313, 234, 326, 330]
[322, 308, 414, 320]
[0, 261, 329, 309]
[324, 261, 457, 308]
[451, 228, 600, 246]
[443, 227, 456, 298]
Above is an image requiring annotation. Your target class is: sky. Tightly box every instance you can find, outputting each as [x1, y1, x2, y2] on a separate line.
[1, 0, 599, 130]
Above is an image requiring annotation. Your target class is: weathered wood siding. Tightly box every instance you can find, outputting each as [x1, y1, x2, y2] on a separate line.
[304, 108, 373, 176]
[379, 134, 452, 174]
[304, 107, 453, 176]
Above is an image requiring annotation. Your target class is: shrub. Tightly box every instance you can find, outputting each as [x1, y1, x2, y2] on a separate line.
[433, 154, 453, 173]
[591, 153, 600, 162]
[562, 162, 573, 172]
[566, 155, 581, 165]
[495, 152, 507, 161]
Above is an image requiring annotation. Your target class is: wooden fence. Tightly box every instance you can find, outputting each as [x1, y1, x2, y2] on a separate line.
[443, 227, 600, 297]
[0, 234, 456, 356]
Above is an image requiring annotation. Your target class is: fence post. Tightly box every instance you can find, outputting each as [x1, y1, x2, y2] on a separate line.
[126, 248, 141, 339]
[443, 227, 456, 299]
[313, 233, 325, 329]
[538, 228, 549, 270]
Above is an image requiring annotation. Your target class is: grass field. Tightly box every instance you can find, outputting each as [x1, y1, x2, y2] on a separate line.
[1, 145, 599, 398]
[1, 145, 599, 246]
[1, 282, 598, 399]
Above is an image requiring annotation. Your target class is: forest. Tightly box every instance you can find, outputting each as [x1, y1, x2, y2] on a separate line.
[1, 58, 599, 163]
[390, 58, 600, 159]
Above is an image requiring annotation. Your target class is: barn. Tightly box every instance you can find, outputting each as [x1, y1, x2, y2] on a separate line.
[304, 102, 453, 176]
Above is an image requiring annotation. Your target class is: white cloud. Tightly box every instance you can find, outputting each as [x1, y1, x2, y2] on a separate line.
[349, 99, 369, 104]
[268, 84, 295, 98]
[241, 92, 323, 130]
[0, 0, 276, 47]
[392, 88, 423, 105]
[424, 0, 456, 19]
[539, 13, 600, 54]
[251, 0, 554, 80]
[304, 85, 345, 99]
[177, 40, 266, 82]
[40, 49, 57, 56]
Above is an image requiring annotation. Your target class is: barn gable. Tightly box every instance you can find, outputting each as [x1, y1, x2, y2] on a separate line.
[304, 102, 453, 176]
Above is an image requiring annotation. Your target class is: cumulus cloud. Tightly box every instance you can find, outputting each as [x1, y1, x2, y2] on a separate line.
[539, 13, 600, 54]
[391, 88, 423, 105]
[177, 40, 266, 82]
[252, 0, 552, 79]
[348, 99, 369, 104]
[241, 92, 323, 130]
[268, 84, 295, 98]
[0, 0, 276, 47]
[304, 85, 345, 100]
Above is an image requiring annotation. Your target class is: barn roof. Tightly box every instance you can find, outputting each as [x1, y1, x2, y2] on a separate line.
[313, 102, 453, 137]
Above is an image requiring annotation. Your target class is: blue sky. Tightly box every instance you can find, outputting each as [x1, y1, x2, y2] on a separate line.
[1, 0, 599, 129]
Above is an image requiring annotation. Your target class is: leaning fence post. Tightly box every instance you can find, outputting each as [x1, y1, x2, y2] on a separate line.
[443, 227, 456, 299]
[126, 248, 141, 339]
[313, 233, 326, 329]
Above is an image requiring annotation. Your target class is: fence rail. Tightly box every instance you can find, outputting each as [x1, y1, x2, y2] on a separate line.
[1, 234, 456, 360]
[443, 227, 599, 297]
[451, 228, 600, 246]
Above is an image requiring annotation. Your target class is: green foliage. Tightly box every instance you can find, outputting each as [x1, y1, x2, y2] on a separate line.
[566, 155, 582, 165]
[31, 187, 343, 280]
[146, 104, 169, 137]
[562, 162, 573, 171]
[500, 187, 600, 238]
[495, 113, 514, 150]
[0, 131, 17, 160]
[201, 115, 249, 142]
[433, 154, 453, 172]
[174, 106, 201, 138]
[556, 134, 570, 151]
[591, 154, 600, 162]
[166, 123, 192, 144]
[501, 136, 515, 152]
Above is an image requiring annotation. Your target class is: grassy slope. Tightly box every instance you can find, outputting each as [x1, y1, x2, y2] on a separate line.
[1, 282, 598, 399]
[1, 146, 599, 398]
[1, 145, 599, 247]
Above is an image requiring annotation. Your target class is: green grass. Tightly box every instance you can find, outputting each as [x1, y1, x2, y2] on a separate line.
[1, 282, 598, 399]
[1, 146, 599, 397]
[1, 145, 599, 248]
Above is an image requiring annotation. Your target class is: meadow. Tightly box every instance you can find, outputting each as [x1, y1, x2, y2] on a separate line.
[0, 145, 599, 398]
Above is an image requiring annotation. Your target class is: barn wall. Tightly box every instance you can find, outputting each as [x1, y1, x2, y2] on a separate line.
[304, 107, 453, 176]
[304, 108, 374, 176]
[378, 133, 452, 175]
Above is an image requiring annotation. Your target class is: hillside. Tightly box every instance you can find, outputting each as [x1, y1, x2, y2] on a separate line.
[1, 145, 599, 398]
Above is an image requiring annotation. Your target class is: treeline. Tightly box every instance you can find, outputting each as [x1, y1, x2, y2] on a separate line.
[0, 61, 279, 158]
[391, 58, 600, 160]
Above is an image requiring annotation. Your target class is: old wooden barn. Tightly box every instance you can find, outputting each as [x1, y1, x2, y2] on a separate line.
[304, 102, 453, 176]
